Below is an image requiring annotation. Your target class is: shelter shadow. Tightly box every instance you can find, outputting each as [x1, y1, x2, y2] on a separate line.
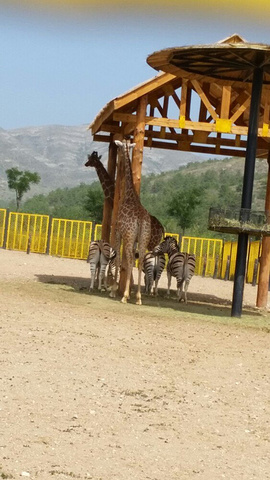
[35, 274, 260, 318]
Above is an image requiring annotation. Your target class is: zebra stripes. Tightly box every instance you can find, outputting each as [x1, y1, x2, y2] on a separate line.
[153, 236, 196, 304]
[143, 251, 166, 296]
[167, 251, 196, 304]
[87, 240, 116, 291]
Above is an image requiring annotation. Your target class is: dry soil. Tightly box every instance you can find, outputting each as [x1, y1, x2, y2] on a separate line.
[0, 249, 270, 480]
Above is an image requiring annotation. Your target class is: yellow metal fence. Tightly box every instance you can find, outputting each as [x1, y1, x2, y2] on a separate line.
[49, 218, 92, 259]
[0, 208, 6, 248]
[0, 209, 263, 283]
[6, 212, 49, 253]
[181, 236, 223, 278]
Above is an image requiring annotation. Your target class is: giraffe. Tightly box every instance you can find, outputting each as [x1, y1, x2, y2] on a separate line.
[86, 151, 164, 249]
[148, 215, 164, 250]
[85, 151, 115, 207]
[110, 139, 152, 305]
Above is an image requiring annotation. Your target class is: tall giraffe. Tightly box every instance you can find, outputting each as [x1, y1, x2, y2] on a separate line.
[86, 152, 164, 249]
[110, 139, 152, 305]
[85, 152, 115, 208]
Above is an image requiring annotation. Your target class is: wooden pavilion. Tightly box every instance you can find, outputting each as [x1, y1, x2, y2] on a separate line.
[89, 34, 270, 313]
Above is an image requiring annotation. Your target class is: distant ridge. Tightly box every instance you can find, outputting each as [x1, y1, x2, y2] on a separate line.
[0, 124, 211, 201]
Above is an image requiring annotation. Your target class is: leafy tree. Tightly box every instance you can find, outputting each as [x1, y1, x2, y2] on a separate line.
[23, 183, 91, 220]
[84, 184, 104, 223]
[6, 167, 40, 211]
[167, 186, 202, 235]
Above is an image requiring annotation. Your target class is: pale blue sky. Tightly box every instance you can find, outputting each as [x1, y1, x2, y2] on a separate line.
[1, 4, 270, 130]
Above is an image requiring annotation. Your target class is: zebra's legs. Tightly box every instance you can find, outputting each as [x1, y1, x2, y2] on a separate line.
[89, 264, 97, 291]
[136, 238, 150, 305]
[177, 280, 184, 302]
[109, 231, 121, 298]
[97, 262, 107, 291]
[166, 271, 172, 297]
[183, 280, 190, 304]
[146, 273, 154, 295]
[154, 270, 163, 296]
[153, 277, 159, 296]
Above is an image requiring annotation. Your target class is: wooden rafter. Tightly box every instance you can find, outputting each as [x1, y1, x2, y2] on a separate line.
[90, 68, 270, 160]
[191, 79, 218, 120]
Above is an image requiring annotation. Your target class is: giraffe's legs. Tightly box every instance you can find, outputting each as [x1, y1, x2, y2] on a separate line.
[121, 242, 134, 303]
[136, 264, 143, 305]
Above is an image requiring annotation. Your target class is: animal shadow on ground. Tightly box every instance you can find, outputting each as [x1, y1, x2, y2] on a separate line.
[35, 274, 260, 318]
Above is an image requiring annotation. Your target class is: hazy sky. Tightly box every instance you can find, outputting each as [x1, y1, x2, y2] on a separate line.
[1, 3, 270, 130]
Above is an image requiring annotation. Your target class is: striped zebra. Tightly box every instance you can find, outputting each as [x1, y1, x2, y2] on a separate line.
[153, 236, 196, 304]
[143, 251, 166, 296]
[87, 240, 116, 292]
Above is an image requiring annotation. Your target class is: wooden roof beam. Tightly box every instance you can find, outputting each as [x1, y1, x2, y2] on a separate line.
[191, 79, 218, 120]
[220, 86, 232, 119]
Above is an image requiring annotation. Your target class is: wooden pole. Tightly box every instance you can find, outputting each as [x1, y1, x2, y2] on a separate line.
[256, 151, 270, 308]
[132, 95, 147, 194]
[101, 139, 117, 242]
[110, 136, 124, 247]
[112, 139, 127, 295]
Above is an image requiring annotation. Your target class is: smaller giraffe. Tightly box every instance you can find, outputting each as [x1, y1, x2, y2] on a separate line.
[85, 152, 115, 207]
[148, 215, 165, 250]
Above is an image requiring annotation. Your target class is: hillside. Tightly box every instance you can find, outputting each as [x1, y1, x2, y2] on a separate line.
[20, 154, 269, 239]
[0, 124, 207, 202]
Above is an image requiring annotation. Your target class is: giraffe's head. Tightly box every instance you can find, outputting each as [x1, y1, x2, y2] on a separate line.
[85, 151, 102, 167]
[115, 139, 136, 156]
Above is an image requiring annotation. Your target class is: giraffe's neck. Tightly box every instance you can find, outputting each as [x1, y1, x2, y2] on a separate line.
[123, 146, 139, 203]
[94, 160, 114, 201]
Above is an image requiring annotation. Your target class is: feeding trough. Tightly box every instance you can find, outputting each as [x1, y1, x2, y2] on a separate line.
[208, 208, 270, 236]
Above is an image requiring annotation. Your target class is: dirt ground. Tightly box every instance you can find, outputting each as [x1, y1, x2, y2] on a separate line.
[0, 248, 270, 480]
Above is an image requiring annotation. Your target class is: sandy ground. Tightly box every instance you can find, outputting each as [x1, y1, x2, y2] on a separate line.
[0, 248, 270, 480]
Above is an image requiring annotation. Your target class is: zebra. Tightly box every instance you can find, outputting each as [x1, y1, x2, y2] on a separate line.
[143, 251, 166, 296]
[87, 240, 116, 292]
[153, 236, 196, 304]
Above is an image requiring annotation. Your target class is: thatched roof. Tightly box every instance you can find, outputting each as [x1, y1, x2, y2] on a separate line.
[147, 34, 270, 86]
[89, 35, 270, 158]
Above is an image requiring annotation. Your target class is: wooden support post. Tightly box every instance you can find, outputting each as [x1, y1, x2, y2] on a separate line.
[132, 95, 148, 195]
[101, 139, 117, 242]
[110, 136, 124, 247]
[220, 85, 231, 119]
[108, 135, 127, 296]
[256, 151, 270, 307]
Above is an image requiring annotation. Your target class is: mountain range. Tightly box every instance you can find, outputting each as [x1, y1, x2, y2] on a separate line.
[0, 124, 210, 201]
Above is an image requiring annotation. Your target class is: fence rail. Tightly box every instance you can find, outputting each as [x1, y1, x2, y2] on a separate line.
[0, 208, 262, 283]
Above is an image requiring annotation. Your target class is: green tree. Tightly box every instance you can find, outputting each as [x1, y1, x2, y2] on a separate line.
[167, 186, 202, 235]
[84, 184, 104, 223]
[6, 167, 40, 211]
